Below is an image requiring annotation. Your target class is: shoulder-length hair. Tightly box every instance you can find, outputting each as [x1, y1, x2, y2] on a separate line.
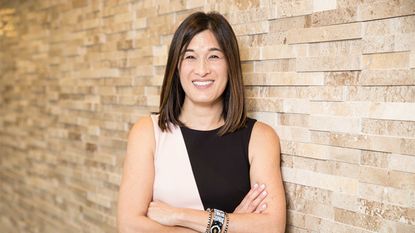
[157, 11, 246, 136]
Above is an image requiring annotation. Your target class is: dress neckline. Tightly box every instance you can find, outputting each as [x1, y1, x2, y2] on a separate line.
[180, 124, 223, 133]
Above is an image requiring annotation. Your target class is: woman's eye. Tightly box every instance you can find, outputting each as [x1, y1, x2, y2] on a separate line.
[185, 55, 195, 59]
[209, 55, 220, 59]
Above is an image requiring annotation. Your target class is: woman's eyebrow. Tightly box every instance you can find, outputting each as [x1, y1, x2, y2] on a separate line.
[183, 47, 223, 52]
[208, 47, 223, 52]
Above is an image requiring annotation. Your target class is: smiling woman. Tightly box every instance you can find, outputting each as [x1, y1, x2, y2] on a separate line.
[117, 12, 286, 233]
[179, 30, 229, 124]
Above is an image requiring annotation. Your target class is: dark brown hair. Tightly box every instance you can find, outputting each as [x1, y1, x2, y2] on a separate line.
[157, 11, 246, 136]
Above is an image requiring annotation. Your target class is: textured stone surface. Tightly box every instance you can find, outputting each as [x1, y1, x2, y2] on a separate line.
[1, 0, 414, 233]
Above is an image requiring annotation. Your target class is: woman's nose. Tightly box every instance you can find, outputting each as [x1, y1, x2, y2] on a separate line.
[195, 59, 210, 77]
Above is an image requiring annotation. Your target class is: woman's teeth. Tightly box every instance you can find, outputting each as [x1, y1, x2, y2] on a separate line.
[192, 80, 214, 86]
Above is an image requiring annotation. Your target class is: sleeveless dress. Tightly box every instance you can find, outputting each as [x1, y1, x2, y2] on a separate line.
[150, 114, 257, 213]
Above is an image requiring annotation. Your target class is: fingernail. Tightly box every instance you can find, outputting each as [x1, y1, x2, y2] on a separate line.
[262, 191, 267, 196]
[262, 204, 267, 209]
[260, 184, 265, 189]
[253, 183, 258, 188]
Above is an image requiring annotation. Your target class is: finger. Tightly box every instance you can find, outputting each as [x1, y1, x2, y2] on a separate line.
[254, 203, 267, 214]
[246, 184, 266, 211]
[235, 183, 259, 212]
[247, 188, 267, 212]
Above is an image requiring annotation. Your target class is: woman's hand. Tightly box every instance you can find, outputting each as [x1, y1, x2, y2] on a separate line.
[147, 201, 179, 226]
[234, 183, 268, 214]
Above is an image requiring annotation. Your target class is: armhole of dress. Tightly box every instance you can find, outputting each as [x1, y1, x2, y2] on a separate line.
[150, 114, 160, 159]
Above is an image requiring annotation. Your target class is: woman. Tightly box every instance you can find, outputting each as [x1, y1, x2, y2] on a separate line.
[117, 12, 286, 233]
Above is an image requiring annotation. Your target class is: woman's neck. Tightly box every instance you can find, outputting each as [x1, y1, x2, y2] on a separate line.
[179, 98, 224, 130]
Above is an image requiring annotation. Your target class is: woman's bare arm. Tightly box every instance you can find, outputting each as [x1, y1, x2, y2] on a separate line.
[117, 116, 197, 233]
[147, 121, 286, 233]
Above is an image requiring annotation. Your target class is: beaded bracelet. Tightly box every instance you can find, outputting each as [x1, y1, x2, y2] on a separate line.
[223, 212, 229, 233]
[205, 208, 213, 233]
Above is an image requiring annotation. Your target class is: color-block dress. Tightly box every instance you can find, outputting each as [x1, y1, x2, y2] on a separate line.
[151, 114, 257, 213]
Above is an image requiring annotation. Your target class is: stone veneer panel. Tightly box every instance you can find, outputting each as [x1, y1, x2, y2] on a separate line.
[0, 0, 414, 232]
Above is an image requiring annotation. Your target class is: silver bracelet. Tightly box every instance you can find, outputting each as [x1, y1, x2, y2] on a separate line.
[210, 209, 225, 233]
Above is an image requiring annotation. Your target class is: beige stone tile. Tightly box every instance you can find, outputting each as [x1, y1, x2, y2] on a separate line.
[240, 47, 261, 61]
[389, 153, 415, 173]
[308, 40, 362, 57]
[254, 59, 297, 72]
[309, 115, 361, 133]
[366, 102, 415, 122]
[244, 72, 325, 86]
[279, 113, 309, 127]
[384, 187, 415, 208]
[362, 52, 410, 70]
[287, 22, 362, 44]
[410, 52, 415, 69]
[313, 0, 337, 12]
[332, 192, 360, 212]
[388, 171, 415, 190]
[358, 183, 385, 203]
[310, 6, 358, 27]
[347, 86, 415, 102]
[318, 218, 375, 233]
[362, 119, 415, 138]
[309, 86, 345, 101]
[185, 0, 205, 9]
[134, 17, 147, 29]
[260, 45, 296, 59]
[287, 210, 306, 228]
[329, 146, 362, 164]
[334, 208, 382, 231]
[282, 167, 359, 195]
[359, 166, 389, 186]
[247, 111, 279, 127]
[275, 125, 311, 142]
[282, 98, 311, 114]
[400, 138, 415, 155]
[304, 211, 327, 230]
[228, 7, 269, 24]
[395, 222, 415, 233]
[359, 198, 415, 225]
[360, 150, 389, 168]
[241, 61, 254, 73]
[269, 15, 307, 32]
[362, 35, 395, 54]
[267, 86, 308, 98]
[358, 69, 415, 86]
[281, 153, 294, 168]
[358, 0, 415, 21]
[272, 0, 313, 18]
[86, 192, 112, 208]
[158, 0, 186, 14]
[296, 55, 361, 71]
[246, 97, 283, 112]
[324, 71, 360, 86]
[310, 101, 415, 121]
[233, 20, 269, 36]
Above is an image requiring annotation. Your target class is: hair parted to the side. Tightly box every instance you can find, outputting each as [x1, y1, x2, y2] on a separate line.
[157, 11, 247, 136]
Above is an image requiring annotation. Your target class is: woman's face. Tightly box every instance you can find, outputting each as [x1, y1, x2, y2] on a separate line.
[178, 30, 228, 106]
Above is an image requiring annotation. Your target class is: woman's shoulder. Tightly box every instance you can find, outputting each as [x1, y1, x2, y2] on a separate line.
[128, 115, 156, 140]
[250, 120, 280, 150]
[248, 120, 281, 163]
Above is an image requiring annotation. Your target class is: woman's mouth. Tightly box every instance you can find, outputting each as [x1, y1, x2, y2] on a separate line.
[192, 80, 214, 88]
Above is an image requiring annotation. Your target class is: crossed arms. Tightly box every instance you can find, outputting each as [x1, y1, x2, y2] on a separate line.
[117, 116, 286, 233]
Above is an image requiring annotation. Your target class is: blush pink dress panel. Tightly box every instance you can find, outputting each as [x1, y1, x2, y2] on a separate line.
[150, 114, 204, 210]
